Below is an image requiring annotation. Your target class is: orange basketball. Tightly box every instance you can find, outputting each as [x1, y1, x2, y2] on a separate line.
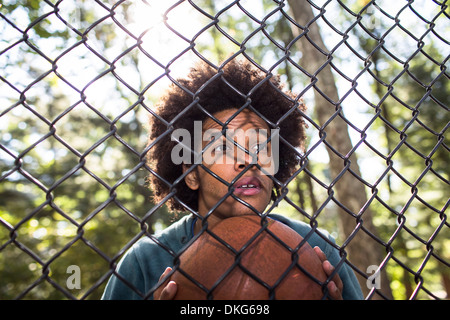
[170, 215, 328, 300]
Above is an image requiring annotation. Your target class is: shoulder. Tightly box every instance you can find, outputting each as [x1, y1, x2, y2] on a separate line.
[123, 214, 195, 274]
[135, 214, 194, 253]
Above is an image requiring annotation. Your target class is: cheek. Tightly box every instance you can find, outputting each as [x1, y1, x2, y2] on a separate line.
[202, 163, 236, 185]
[198, 169, 228, 195]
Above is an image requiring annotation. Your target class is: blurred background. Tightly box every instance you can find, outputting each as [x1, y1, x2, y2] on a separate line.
[0, 0, 448, 299]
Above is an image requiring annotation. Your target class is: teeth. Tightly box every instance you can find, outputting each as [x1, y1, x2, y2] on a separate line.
[240, 184, 256, 188]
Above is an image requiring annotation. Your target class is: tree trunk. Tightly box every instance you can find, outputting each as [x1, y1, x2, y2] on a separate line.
[287, 0, 393, 299]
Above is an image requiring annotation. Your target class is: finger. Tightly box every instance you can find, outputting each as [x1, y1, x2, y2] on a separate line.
[323, 260, 343, 292]
[159, 267, 172, 281]
[154, 267, 174, 299]
[327, 280, 343, 300]
[313, 247, 344, 299]
[159, 280, 177, 300]
[314, 247, 343, 290]
[314, 246, 327, 262]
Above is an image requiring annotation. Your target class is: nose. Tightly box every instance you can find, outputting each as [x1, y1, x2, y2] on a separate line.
[234, 147, 257, 172]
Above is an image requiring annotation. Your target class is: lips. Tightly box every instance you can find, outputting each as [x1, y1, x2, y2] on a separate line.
[233, 176, 262, 196]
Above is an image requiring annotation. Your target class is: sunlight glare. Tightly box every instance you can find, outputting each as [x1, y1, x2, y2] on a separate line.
[129, 0, 205, 90]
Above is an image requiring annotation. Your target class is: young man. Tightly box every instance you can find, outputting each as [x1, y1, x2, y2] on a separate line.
[101, 59, 363, 300]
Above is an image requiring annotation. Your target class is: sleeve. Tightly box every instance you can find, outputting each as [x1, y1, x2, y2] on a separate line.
[101, 247, 146, 300]
[338, 261, 365, 300]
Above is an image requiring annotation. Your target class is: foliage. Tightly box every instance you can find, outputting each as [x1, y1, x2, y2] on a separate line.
[0, 1, 171, 299]
[0, 0, 448, 299]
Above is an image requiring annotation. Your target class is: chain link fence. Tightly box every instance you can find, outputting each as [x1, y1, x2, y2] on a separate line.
[0, 0, 448, 300]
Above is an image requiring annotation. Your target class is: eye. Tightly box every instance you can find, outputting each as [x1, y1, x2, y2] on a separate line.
[250, 143, 261, 153]
[214, 142, 230, 153]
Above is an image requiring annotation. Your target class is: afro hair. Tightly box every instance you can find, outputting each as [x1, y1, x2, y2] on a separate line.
[146, 59, 307, 212]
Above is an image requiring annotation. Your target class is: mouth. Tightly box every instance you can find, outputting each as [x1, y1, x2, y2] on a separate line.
[233, 176, 263, 196]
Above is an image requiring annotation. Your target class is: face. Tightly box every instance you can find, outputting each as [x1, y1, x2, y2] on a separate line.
[184, 109, 275, 228]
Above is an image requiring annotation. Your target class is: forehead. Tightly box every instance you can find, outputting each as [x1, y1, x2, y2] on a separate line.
[202, 109, 269, 132]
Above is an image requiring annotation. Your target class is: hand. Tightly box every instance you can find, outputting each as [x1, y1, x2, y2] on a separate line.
[314, 246, 344, 300]
[154, 267, 177, 300]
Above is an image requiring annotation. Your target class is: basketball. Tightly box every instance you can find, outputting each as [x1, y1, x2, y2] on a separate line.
[170, 215, 328, 300]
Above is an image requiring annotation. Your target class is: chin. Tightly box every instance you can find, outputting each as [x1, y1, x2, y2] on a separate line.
[231, 202, 267, 217]
[210, 197, 270, 220]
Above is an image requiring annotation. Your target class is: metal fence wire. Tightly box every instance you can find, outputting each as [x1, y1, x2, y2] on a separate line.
[0, 0, 448, 300]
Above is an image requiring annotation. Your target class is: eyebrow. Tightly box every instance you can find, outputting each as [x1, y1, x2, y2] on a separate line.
[202, 129, 273, 152]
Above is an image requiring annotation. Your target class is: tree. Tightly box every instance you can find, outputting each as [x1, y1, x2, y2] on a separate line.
[0, 1, 170, 299]
[286, 0, 393, 298]
[343, 0, 449, 299]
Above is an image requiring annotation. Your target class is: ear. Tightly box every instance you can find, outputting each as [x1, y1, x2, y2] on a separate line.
[183, 165, 199, 190]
